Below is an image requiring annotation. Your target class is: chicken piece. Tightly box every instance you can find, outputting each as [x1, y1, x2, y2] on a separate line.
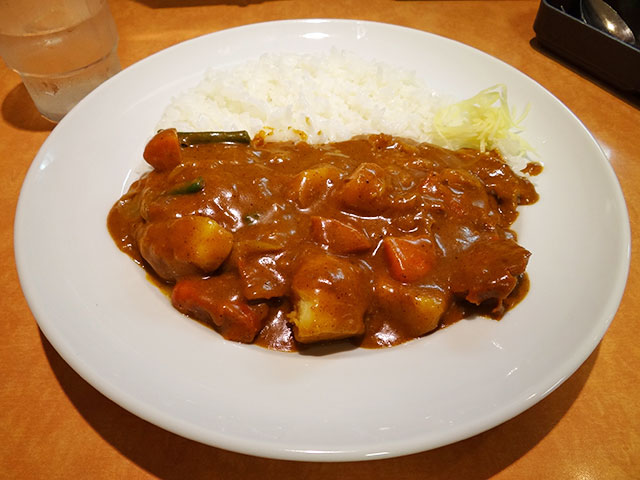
[288, 253, 370, 343]
[450, 238, 530, 305]
[172, 274, 269, 343]
[234, 240, 290, 300]
[420, 168, 497, 226]
[288, 164, 342, 209]
[310, 216, 372, 254]
[340, 162, 389, 215]
[374, 276, 449, 337]
[469, 152, 539, 225]
[137, 216, 233, 281]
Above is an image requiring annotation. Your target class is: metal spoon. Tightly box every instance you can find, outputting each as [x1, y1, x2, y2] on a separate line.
[581, 0, 636, 45]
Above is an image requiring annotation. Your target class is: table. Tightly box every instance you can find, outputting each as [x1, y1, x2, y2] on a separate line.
[1, 1, 638, 478]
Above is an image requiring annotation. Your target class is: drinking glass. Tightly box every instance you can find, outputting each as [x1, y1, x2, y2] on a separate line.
[0, 0, 121, 122]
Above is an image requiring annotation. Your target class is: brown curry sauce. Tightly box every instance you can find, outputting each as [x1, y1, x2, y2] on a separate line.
[108, 133, 539, 351]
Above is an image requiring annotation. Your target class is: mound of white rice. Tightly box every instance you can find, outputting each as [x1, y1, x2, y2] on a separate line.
[157, 50, 443, 144]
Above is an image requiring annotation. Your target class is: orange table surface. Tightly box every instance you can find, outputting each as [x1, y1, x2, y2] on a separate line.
[1, 1, 639, 478]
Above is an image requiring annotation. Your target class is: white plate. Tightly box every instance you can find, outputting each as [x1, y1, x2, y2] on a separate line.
[14, 19, 630, 461]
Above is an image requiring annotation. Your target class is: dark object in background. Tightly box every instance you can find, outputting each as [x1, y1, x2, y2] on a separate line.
[533, 0, 640, 92]
[581, 0, 635, 44]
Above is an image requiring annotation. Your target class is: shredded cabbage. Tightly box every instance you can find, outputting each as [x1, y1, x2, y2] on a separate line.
[430, 85, 533, 159]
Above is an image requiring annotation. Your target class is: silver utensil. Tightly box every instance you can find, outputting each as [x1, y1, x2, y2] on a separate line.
[581, 0, 636, 45]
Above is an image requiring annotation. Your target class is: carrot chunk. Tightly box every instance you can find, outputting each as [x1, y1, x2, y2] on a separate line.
[382, 236, 436, 283]
[143, 128, 182, 171]
[171, 274, 269, 343]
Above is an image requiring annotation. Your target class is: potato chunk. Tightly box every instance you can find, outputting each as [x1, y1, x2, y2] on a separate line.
[289, 253, 370, 343]
[288, 164, 342, 209]
[374, 276, 449, 337]
[138, 216, 233, 281]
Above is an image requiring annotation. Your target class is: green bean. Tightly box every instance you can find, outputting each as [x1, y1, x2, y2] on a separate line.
[167, 176, 204, 195]
[177, 130, 251, 146]
[243, 213, 261, 225]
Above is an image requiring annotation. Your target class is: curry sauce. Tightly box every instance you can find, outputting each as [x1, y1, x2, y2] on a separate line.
[108, 132, 539, 351]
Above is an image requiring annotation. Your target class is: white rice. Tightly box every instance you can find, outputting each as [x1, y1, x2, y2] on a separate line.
[157, 50, 444, 144]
